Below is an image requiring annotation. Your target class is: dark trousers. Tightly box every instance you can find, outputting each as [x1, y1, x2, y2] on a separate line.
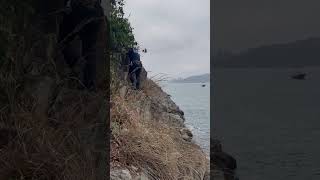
[59, 5, 104, 89]
[129, 67, 141, 90]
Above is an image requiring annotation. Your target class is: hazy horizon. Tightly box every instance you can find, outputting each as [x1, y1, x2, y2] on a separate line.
[215, 36, 320, 54]
[214, 0, 320, 52]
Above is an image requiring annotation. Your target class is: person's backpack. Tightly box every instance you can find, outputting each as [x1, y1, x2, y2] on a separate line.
[132, 60, 142, 67]
[131, 52, 141, 66]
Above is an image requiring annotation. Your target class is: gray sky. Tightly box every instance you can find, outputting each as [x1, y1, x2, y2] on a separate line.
[124, 0, 210, 78]
[214, 0, 320, 52]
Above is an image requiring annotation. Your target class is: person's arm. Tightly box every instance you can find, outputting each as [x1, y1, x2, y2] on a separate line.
[137, 54, 141, 61]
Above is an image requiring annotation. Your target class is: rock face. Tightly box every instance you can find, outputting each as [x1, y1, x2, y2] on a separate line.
[180, 128, 193, 142]
[110, 169, 132, 180]
[111, 61, 209, 179]
[110, 168, 151, 180]
[212, 139, 239, 180]
[0, 2, 109, 179]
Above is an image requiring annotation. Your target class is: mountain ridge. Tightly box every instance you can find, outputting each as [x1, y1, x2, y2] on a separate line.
[214, 37, 320, 68]
[171, 73, 210, 83]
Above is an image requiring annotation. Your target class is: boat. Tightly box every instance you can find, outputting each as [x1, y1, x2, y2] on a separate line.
[291, 73, 306, 80]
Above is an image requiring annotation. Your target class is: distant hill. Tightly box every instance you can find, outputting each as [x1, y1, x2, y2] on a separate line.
[214, 37, 320, 68]
[171, 74, 210, 83]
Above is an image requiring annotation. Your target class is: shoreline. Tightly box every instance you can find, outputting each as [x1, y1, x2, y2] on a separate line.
[161, 82, 210, 157]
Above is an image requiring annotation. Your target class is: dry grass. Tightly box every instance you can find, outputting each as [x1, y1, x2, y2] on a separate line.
[0, 70, 103, 180]
[141, 79, 164, 99]
[111, 82, 208, 180]
[0, 121, 97, 180]
[148, 73, 170, 85]
[0, 5, 109, 179]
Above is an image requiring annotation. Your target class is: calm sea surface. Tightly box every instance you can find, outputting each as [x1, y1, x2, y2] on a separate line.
[214, 67, 320, 180]
[161, 82, 210, 156]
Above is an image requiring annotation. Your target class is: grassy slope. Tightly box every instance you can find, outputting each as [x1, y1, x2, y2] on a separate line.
[110, 67, 209, 179]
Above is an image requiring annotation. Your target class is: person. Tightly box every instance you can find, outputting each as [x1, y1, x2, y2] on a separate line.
[127, 47, 142, 90]
[58, 0, 106, 91]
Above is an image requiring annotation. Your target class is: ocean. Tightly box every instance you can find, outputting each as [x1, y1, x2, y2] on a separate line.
[161, 82, 210, 156]
[214, 67, 320, 180]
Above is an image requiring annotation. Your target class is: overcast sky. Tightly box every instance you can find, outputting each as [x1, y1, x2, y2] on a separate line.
[214, 0, 320, 52]
[124, 0, 210, 78]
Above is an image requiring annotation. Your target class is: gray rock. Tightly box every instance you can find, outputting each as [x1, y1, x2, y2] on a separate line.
[130, 165, 138, 172]
[110, 169, 132, 180]
[119, 86, 128, 99]
[169, 113, 185, 125]
[139, 67, 148, 88]
[213, 152, 237, 170]
[181, 134, 192, 142]
[155, 112, 185, 127]
[180, 128, 193, 142]
[133, 172, 149, 180]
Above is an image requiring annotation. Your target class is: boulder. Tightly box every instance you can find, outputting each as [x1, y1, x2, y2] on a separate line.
[169, 113, 185, 125]
[212, 139, 239, 180]
[139, 67, 148, 88]
[213, 152, 237, 170]
[180, 128, 193, 142]
[110, 169, 132, 180]
[156, 112, 185, 127]
[119, 86, 128, 99]
[133, 172, 149, 180]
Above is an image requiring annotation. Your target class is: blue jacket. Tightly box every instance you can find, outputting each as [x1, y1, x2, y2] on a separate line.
[128, 49, 140, 62]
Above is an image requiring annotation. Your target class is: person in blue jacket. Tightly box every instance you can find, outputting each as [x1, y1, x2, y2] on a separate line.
[127, 46, 142, 90]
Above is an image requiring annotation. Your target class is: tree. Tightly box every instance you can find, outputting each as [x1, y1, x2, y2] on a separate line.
[110, 0, 136, 52]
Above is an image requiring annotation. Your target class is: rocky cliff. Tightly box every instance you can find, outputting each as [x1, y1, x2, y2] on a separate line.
[212, 139, 239, 180]
[110, 59, 210, 179]
[0, 1, 109, 179]
[0, 1, 210, 179]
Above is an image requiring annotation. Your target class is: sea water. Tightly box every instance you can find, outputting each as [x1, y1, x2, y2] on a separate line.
[214, 67, 320, 180]
[162, 82, 210, 156]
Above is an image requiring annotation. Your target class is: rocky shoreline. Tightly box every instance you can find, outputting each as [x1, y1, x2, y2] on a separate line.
[110, 66, 210, 179]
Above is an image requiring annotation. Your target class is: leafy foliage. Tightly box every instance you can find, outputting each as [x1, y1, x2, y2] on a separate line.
[110, 0, 136, 53]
